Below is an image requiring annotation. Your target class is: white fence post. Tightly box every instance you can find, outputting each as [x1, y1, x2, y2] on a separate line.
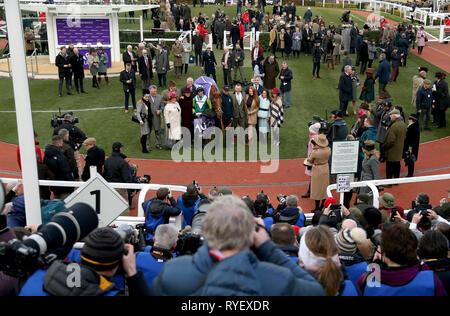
[140, 15, 144, 42]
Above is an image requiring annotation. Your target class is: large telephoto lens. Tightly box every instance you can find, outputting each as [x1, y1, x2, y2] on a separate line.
[24, 203, 98, 255]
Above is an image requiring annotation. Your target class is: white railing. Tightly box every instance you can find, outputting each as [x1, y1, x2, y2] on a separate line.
[326, 173, 450, 209]
[223, 29, 255, 51]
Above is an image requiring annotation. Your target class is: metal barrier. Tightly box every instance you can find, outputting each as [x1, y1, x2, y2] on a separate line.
[326, 173, 450, 209]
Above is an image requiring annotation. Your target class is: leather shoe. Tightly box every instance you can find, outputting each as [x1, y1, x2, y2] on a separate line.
[301, 193, 310, 198]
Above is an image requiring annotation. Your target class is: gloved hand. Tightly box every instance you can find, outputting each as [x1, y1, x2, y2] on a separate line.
[166, 123, 171, 129]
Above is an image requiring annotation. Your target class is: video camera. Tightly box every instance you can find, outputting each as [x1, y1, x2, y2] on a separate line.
[115, 224, 147, 252]
[308, 114, 332, 136]
[0, 203, 98, 278]
[50, 110, 79, 128]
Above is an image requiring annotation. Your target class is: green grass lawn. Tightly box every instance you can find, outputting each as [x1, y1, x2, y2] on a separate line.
[0, 5, 448, 161]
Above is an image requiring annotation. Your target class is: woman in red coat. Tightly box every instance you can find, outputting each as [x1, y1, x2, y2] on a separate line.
[239, 21, 245, 49]
[197, 23, 209, 41]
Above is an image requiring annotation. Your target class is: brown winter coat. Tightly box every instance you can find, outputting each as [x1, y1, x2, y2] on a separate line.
[263, 59, 280, 90]
[171, 44, 184, 67]
[245, 94, 260, 126]
[383, 118, 407, 162]
[24, 31, 35, 51]
[309, 146, 331, 200]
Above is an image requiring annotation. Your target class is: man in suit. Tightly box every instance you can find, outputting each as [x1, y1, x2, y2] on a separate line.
[215, 18, 226, 50]
[221, 47, 233, 87]
[155, 44, 168, 88]
[55, 47, 73, 97]
[245, 76, 264, 96]
[232, 83, 247, 129]
[251, 40, 264, 70]
[148, 85, 164, 150]
[338, 65, 353, 116]
[123, 45, 137, 71]
[232, 43, 245, 84]
[119, 63, 137, 113]
[70, 48, 87, 94]
[138, 49, 153, 96]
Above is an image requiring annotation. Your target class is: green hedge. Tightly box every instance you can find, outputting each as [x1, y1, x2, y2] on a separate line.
[259, 32, 270, 52]
[363, 30, 381, 46]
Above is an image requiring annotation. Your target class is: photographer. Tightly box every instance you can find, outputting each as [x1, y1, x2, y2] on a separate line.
[327, 110, 348, 144]
[143, 188, 181, 240]
[407, 193, 433, 222]
[19, 227, 151, 296]
[81, 138, 105, 182]
[53, 113, 87, 179]
[273, 195, 305, 228]
[319, 203, 360, 231]
[136, 224, 178, 291]
[151, 195, 325, 296]
[177, 183, 207, 227]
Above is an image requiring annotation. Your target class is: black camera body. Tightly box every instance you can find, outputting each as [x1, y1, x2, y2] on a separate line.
[421, 210, 430, 217]
[309, 115, 332, 136]
[138, 175, 151, 184]
[50, 111, 79, 128]
[277, 194, 286, 205]
[175, 231, 203, 256]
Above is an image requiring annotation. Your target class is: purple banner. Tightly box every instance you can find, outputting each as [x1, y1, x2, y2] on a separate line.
[56, 18, 111, 46]
[78, 48, 112, 69]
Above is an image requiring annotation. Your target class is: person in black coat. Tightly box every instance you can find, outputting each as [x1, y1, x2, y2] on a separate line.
[359, 38, 369, 75]
[119, 63, 137, 112]
[201, 46, 217, 82]
[55, 47, 73, 97]
[81, 138, 106, 182]
[433, 72, 450, 128]
[43, 135, 75, 199]
[123, 45, 138, 71]
[284, 28, 293, 60]
[403, 113, 420, 177]
[230, 21, 240, 50]
[398, 33, 410, 67]
[70, 48, 87, 94]
[138, 49, 153, 95]
[339, 66, 354, 115]
[279, 61, 293, 108]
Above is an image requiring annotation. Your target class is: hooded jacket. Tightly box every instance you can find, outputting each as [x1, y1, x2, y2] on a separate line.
[151, 240, 325, 296]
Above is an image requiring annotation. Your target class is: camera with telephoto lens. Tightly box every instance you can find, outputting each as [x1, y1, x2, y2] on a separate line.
[175, 230, 203, 256]
[277, 194, 287, 206]
[329, 204, 342, 217]
[50, 111, 79, 128]
[0, 203, 98, 278]
[115, 224, 146, 252]
[137, 174, 151, 184]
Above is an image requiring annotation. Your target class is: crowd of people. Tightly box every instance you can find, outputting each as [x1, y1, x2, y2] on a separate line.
[1, 180, 449, 296]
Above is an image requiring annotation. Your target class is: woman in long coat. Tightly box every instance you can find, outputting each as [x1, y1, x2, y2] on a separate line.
[263, 55, 280, 90]
[179, 87, 194, 138]
[136, 95, 151, 153]
[292, 27, 302, 59]
[87, 48, 99, 88]
[164, 92, 182, 148]
[258, 89, 271, 143]
[416, 26, 427, 55]
[358, 140, 379, 204]
[171, 40, 184, 79]
[181, 37, 191, 75]
[360, 68, 375, 104]
[309, 134, 331, 211]
[270, 88, 284, 147]
[245, 86, 260, 146]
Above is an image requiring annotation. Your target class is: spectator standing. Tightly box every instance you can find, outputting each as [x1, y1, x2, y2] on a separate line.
[24, 27, 35, 56]
[403, 113, 420, 177]
[432, 72, 450, 129]
[309, 134, 331, 211]
[303, 24, 313, 56]
[398, 33, 410, 67]
[333, 30, 342, 66]
[358, 140, 380, 197]
[416, 26, 427, 55]
[164, 91, 182, 148]
[279, 61, 293, 108]
[232, 84, 247, 129]
[70, 48, 87, 94]
[412, 67, 427, 106]
[149, 86, 164, 151]
[312, 40, 323, 79]
[292, 27, 302, 59]
[43, 135, 75, 200]
[55, 47, 73, 97]
[221, 47, 233, 87]
[87, 48, 99, 89]
[257, 89, 271, 144]
[245, 86, 260, 146]
[179, 87, 195, 137]
[81, 138, 105, 182]
[136, 94, 152, 153]
[119, 63, 137, 113]
[284, 28, 293, 60]
[389, 47, 402, 84]
[122, 45, 137, 71]
[382, 109, 407, 180]
[270, 88, 284, 147]
[232, 43, 245, 84]
[181, 37, 191, 75]
[138, 49, 153, 95]
[57, 129, 79, 181]
[155, 44, 168, 88]
[202, 45, 217, 82]
[269, 25, 279, 55]
[360, 68, 375, 104]
[221, 86, 234, 128]
[416, 79, 434, 131]
[338, 65, 353, 116]
[367, 40, 376, 69]
[103, 142, 132, 206]
[263, 54, 280, 90]
[359, 38, 369, 75]
[97, 47, 109, 86]
[172, 39, 184, 79]
[192, 30, 204, 66]
[251, 40, 264, 70]
[375, 53, 391, 94]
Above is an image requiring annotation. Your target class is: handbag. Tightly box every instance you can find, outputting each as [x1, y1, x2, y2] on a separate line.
[189, 55, 195, 64]
[131, 111, 146, 124]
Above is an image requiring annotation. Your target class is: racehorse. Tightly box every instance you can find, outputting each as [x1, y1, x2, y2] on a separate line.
[209, 85, 224, 130]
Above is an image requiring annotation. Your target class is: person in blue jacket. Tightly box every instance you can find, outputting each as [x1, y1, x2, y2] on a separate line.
[177, 183, 207, 227]
[19, 227, 151, 296]
[389, 47, 403, 83]
[335, 226, 368, 284]
[357, 223, 447, 296]
[299, 225, 360, 296]
[143, 187, 181, 239]
[374, 53, 391, 94]
[274, 195, 305, 228]
[254, 197, 274, 231]
[270, 223, 299, 263]
[136, 224, 179, 291]
[151, 195, 325, 296]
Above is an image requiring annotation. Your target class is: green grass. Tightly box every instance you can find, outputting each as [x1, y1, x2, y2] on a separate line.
[0, 5, 448, 161]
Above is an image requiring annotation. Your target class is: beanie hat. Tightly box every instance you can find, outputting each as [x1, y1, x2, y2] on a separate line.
[335, 228, 367, 254]
[81, 227, 125, 271]
[324, 197, 336, 208]
[363, 207, 382, 227]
